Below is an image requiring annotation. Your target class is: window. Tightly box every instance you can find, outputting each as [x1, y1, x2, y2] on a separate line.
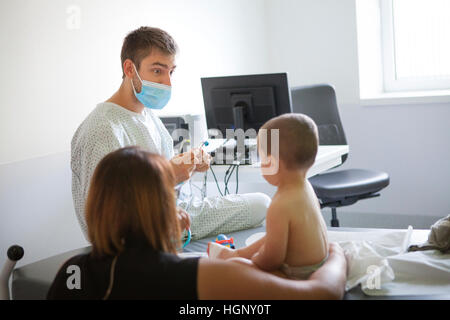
[381, 0, 450, 92]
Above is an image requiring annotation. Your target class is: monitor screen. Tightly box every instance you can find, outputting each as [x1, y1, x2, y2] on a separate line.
[201, 73, 292, 136]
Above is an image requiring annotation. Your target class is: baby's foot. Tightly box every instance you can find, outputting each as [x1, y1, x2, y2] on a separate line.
[217, 245, 238, 260]
[207, 242, 237, 259]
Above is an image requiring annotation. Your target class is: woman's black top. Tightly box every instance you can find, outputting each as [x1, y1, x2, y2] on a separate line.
[47, 237, 200, 300]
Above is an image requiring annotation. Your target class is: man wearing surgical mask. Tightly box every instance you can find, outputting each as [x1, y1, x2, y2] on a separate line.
[71, 26, 270, 241]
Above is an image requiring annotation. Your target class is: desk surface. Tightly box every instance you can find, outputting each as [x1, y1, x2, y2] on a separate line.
[193, 145, 349, 183]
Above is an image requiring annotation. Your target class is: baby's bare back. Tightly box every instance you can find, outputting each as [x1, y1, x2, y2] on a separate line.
[274, 182, 329, 267]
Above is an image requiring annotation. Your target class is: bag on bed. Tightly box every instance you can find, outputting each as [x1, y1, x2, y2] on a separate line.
[408, 215, 450, 253]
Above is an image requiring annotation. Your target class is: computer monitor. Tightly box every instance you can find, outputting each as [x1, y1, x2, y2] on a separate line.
[201, 73, 292, 136]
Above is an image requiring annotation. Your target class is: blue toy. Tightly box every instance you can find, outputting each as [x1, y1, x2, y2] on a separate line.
[181, 229, 192, 249]
[214, 234, 235, 249]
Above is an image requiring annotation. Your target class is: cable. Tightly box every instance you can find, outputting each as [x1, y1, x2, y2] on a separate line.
[184, 180, 195, 212]
[202, 170, 207, 198]
[102, 255, 118, 300]
[191, 171, 208, 199]
[209, 162, 241, 197]
[224, 164, 235, 195]
[235, 163, 240, 194]
[224, 164, 237, 195]
[182, 229, 192, 249]
[223, 165, 230, 195]
[192, 182, 204, 193]
[209, 165, 223, 197]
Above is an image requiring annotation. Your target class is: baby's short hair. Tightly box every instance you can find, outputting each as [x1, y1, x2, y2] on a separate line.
[259, 113, 318, 170]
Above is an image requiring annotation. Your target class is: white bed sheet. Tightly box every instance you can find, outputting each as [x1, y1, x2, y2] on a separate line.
[245, 228, 450, 297]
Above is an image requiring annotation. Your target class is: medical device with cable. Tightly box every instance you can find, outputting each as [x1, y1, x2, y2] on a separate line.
[0, 245, 24, 300]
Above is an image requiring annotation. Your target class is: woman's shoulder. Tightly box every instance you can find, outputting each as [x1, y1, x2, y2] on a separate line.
[47, 248, 202, 300]
[53, 253, 91, 280]
[46, 253, 92, 300]
[121, 248, 200, 276]
[112, 249, 201, 300]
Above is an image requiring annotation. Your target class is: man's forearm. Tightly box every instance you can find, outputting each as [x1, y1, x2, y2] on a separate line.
[170, 161, 189, 184]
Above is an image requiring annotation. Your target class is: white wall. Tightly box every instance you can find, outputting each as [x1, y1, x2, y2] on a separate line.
[0, 152, 87, 269]
[0, 0, 270, 165]
[265, 0, 450, 218]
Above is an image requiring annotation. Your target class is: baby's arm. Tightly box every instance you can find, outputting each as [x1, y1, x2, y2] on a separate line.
[235, 235, 265, 259]
[251, 201, 289, 271]
[215, 235, 265, 260]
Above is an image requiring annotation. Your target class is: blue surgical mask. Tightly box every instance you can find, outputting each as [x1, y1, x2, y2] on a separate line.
[131, 64, 171, 110]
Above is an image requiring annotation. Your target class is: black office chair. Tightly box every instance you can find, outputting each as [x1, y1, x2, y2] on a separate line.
[291, 84, 390, 227]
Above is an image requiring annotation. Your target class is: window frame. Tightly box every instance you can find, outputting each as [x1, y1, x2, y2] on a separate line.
[380, 0, 450, 92]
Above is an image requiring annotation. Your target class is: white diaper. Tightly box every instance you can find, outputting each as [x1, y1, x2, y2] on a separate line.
[280, 255, 328, 280]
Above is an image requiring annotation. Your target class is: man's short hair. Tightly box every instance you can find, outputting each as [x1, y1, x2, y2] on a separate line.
[120, 26, 178, 79]
[260, 113, 319, 170]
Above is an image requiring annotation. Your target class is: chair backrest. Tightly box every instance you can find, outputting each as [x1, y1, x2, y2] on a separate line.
[290, 84, 348, 164]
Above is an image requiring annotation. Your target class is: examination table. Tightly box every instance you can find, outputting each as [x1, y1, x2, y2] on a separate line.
[9, 226, 450, 300]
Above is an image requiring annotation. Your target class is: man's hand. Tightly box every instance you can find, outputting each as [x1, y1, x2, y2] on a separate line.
[192, 148, 212, 173]
[170, 149, 211, 184]
[170, 152, 196, 184]
[177, 207, 191, 232]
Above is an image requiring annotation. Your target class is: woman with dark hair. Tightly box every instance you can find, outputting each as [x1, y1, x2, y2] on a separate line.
[48, 146, 347, 300]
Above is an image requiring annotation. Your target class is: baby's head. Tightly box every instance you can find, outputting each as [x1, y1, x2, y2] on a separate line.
[258, 113, 318, 185]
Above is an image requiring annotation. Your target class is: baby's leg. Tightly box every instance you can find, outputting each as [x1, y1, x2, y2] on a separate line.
[208, 235, 266, 260]
[228, 257, 288, 279]
[208, 242, 238, 259]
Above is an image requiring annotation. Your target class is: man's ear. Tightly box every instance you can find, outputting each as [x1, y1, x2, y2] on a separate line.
[123, 59, 135, 79]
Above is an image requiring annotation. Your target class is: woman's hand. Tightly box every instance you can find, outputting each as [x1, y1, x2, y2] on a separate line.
[177, 207, 191, 232]
[308, 242, 347, 299]
[197, 242, 347, 300]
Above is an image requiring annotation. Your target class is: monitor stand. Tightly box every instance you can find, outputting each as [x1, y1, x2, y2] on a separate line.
[232, 106, 245, 130]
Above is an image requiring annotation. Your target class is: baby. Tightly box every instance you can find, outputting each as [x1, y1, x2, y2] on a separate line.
[210, 113, 329, 279]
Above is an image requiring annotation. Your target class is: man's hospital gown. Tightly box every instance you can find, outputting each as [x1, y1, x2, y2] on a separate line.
[71, 102, 269, 241]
